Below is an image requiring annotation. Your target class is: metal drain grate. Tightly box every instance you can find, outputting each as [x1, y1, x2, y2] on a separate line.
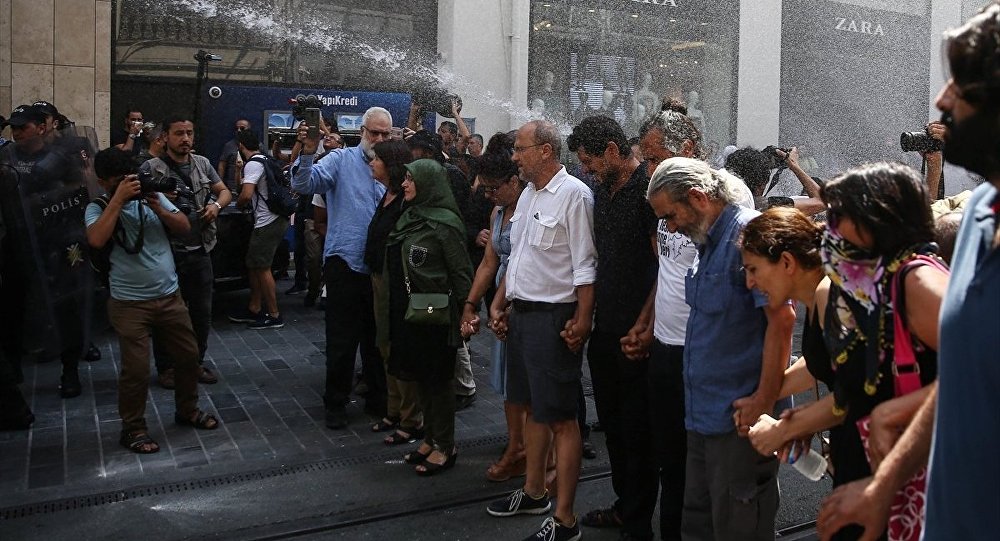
[0, 433, 510, 521]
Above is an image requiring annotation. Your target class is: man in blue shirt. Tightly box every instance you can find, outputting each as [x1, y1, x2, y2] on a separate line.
[646, 157, 794, 541]
[817, 4, 1000, 540]
[85, 148, 219, 454]
[292, 107, 391, 429]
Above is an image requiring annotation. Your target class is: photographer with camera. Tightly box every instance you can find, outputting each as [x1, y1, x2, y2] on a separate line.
[86, 147, 219, 454]
[141, 115, 231, 389]
[900, 121, 947, 202]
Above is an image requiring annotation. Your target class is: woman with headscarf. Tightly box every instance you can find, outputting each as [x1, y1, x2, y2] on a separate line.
[366, 140, 423, 445]
[382, 158, 472, 476]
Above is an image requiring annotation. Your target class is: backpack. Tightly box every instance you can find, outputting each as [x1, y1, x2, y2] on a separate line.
[88, 196, 114, 287]
[249, 155, 297, 218]
[88, 195, 145, 287]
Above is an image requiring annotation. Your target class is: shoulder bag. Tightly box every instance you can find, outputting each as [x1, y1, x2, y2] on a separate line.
[401, 243, 451, 326]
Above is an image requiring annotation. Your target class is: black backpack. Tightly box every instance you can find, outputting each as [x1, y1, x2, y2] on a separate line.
[249, 155, 297, 218]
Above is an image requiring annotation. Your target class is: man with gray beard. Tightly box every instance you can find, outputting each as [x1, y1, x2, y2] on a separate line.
[646, 158, 794, 541]
[293, 107, 392, 429]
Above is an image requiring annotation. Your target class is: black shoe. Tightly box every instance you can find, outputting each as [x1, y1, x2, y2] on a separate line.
[581, 438, 597, 459]
[285, 284, 306, 296]
[249, 313, 285, 329]
[60, 369, 81, 399]
[455, 392, 477, 411]
[84, 343, 101, 362]
[487, 488, 551, 517]
[523, 517, 580, 541]
[228, 308, 261, 324]
[325, 408, 348, 429]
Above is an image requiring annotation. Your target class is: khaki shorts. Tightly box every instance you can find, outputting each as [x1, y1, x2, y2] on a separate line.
[245, 216, 289, 269]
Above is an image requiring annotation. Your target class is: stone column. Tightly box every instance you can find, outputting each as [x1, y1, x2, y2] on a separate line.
[0, 0, 111, 148]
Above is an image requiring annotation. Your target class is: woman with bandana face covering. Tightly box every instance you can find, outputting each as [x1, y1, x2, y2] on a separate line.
[744, 162, 949, 541]
[381, 159, 472, 476]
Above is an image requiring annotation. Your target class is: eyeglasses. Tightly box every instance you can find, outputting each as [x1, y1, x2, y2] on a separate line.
[482, 184, 502, 194]
[512, 142, 546, 154]
[362, 125, 393, 138]
[236, 126, 248, 131]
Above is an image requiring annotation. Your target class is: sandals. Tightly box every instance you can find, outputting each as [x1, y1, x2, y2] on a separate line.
[404, 446, 432, 464]
[371, 417, 399, 432]
[486, 450, 526, 482]
[384, 427, 425, 445]
[120, 430, 160, 454]
[416, 451, 458, 477]
[580, 507, 624, 528]
[174, 410, 220, 430]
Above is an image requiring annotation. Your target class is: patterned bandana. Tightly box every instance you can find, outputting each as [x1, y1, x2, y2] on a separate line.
[819, 223, 903, 413]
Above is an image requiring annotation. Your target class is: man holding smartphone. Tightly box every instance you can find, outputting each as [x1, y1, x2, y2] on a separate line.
[292, 107, 392, 429]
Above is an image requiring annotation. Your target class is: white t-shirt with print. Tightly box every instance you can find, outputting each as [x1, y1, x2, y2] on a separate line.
[243, 154, 279, 229]
[653, 221, 698, 346]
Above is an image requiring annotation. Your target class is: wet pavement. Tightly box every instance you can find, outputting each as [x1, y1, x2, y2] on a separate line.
[0, 276, 823, 539]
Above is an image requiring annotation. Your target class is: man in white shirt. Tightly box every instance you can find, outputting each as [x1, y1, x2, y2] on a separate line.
[232, 129, 289, 329]
[486, 120, 597, 541]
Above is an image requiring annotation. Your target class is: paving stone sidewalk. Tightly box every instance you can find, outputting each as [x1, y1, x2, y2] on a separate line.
[0, 279, 569, 508]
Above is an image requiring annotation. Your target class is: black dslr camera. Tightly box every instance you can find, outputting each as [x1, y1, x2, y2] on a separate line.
[762, 145, 792, 169]
[135, 170, 196, 214]
[900, 130, 944, 153]
[135, 170, 175, 195]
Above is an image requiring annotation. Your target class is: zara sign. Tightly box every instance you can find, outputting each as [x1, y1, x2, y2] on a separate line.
[835, 17, 885, 36]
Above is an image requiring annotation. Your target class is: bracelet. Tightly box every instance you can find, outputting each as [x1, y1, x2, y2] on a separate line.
[464, 301, 478, 309]
[212, 201, 222, 210]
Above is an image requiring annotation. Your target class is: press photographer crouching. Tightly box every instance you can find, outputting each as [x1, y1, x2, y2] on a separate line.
[86, 147, 220, 454]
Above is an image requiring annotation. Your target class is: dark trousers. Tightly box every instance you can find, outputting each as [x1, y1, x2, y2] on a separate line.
[587, 330, 659, 539]
[292, 212, 307, 288]
[323, 256, 384, 413]
[417, 372, 456, 453]
[682, 430, 779, 541]
[154, 249, 213, 372]
[648, 340, 687, 541]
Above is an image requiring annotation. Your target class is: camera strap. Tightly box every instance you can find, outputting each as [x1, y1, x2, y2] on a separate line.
[95, 195, 145, 255]
[159, 155, 195, 191]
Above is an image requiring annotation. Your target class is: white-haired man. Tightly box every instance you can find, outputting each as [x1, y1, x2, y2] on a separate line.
[294, 107, 392, 429]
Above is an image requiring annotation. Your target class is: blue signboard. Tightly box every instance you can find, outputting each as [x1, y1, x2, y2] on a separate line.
[200, 84, 411, 164]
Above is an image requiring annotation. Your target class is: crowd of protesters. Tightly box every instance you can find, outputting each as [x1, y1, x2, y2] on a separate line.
[1, 3, 999, 541]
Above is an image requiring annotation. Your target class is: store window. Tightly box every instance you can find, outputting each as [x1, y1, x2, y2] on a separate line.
[528, 0, 739, 152]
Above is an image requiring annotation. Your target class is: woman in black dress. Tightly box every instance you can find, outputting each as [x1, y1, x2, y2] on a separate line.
[743, 163, 949, 540]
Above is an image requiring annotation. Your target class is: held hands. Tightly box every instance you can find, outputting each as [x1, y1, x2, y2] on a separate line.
[732, 392, 775, 438]
[475, 229, 490, 248]
[460, 304, 481, 339]
[560, 316, 591, 353]
[817, 477, 891, 541]
[619, 320, 653, 360]
[296, 122, 319, 155]
[488, 303, 510, 341]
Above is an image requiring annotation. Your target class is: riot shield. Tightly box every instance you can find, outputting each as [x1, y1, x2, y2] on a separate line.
[0, 126, 100, 363]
